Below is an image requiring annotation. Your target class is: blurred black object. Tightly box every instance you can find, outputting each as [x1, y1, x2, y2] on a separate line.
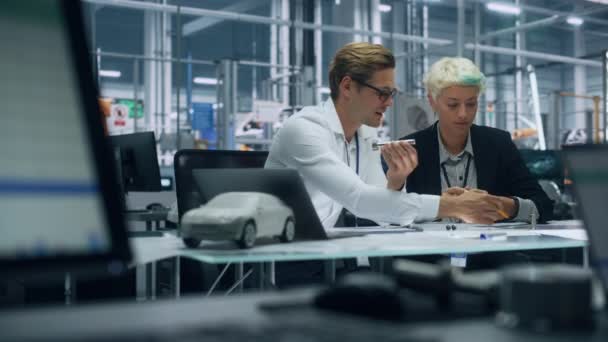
[519, 149, 564, 188]
[497, 264, 594, 332]
[314, 272, 406, 321]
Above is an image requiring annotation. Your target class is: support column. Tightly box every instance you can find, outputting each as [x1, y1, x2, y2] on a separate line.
[574, 29, 587, 131]
[514, 0, 526, 131]
[143, 1, 172, 138]
[279, 0, 290, 106]
[143, 10, 158, 133]
[456, 0, 465, 57]
[370, 0, 382, 45]
[314, 0, 322, 103]
[270, 0, 278, 101]
[474, 2, 484, 126]
[216, 60, 237, 150]
[390, 1, 406, 141]
[573, 2, 587, 132]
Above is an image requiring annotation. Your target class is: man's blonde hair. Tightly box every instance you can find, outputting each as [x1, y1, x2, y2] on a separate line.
[424, 57, 486, 100]
[328, 42, 395, 101]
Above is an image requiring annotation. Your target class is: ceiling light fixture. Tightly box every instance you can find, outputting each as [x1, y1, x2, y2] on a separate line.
[379, 4, 392, 12]
[566, 16, 584, 26]
[98, 70, 121, 78]
[486, 2, 521, 15]
[193, 77, 218, 85]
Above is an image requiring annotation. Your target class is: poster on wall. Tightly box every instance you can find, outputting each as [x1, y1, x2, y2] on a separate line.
[191, 102, 216, 148]
[99, 97, 144, 135]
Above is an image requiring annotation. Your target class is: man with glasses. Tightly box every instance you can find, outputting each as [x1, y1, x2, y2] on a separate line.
[265, 42, 505, 230]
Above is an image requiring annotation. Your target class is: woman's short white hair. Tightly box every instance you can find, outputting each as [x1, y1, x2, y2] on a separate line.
[423, 57, 486, 100]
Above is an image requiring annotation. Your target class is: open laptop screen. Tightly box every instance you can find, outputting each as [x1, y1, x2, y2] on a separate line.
[562, 144, 608, 291]
[0, 0, 130, 277]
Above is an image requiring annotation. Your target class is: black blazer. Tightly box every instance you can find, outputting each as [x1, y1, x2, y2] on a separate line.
[397, 122, 553, 222]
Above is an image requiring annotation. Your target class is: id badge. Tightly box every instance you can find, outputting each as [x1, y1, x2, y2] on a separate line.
[450, 253, 467, 267]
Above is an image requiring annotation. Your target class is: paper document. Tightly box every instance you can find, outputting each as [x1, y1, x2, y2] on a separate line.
[329, 225, 422, 234]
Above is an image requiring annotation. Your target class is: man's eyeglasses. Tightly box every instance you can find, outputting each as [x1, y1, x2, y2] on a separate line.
[352, 78, 398, 102]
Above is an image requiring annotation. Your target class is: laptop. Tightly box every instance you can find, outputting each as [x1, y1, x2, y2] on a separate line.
[192, 168, 364, 241]
[173, 150, 269, 222]
[561, 144, 608, 293]
[0, 0, 130, 279]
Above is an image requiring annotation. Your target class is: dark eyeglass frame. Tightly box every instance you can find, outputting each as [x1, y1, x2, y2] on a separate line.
[352, 78, 398, 102]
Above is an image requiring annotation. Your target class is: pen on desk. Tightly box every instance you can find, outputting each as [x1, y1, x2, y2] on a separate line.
[372, 139, 416, 150]
[480, 232, 507, 240]
[497, 209, 510, 220]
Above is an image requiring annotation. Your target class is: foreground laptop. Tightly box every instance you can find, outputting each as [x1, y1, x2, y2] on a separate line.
[0, 0, 130, 280]
[561, 144, 608, 294]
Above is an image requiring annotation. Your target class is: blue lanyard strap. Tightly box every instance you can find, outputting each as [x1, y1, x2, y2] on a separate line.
[345, 132, 360, 175]
[355, 132, 359, 175]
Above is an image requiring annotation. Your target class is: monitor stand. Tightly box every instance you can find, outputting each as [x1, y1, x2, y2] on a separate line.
[124, 207, 172, 238]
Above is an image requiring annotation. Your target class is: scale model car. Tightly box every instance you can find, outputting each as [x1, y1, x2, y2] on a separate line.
[181, 192, 295, 249]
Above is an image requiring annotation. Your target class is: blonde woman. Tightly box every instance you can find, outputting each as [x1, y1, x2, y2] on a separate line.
[398, 57, 552, 223]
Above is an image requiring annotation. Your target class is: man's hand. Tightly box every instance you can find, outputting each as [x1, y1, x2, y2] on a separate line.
[438, 190, 504, 224]
[382, 141, 418, 190]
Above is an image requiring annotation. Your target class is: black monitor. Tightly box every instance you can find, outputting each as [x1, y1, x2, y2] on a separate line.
[0, 0, 131, 279]
[109, 132, 162, 193]
[173, 150, 268, 222]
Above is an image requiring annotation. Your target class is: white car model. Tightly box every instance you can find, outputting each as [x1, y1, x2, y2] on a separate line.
[180, 192, 296, 249]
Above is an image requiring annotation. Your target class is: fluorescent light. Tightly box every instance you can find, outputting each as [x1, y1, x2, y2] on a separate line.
[566, 16, 584, 26]
[193, 77, 218, 85]
[99, 70, 121, 78]
[586, 0, 608, 4]
[319, 87, 331, 94]
[486, 2, 521, 15]
[379, 4, 392, 12]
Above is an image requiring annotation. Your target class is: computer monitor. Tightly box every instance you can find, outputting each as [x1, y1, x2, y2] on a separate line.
[0, 0, 131, 278]
[109, 132, 162, 193]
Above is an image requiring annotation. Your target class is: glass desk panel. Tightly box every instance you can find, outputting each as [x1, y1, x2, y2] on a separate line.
[131, 225, 587, 265]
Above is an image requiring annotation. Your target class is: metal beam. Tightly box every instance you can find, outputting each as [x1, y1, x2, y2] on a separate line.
[471, 0, 608, 27]
[182, 0, 265, 36]
[465, 43, 603, 68]
[478, 15, 560, 42]
[83, 0, 452, 46]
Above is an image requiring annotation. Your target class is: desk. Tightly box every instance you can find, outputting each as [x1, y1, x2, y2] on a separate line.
[131, 221, 588, 295]
[125, 208, 171, 300]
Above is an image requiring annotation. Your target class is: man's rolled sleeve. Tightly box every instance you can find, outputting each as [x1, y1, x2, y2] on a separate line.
[415, 194, 440, 222]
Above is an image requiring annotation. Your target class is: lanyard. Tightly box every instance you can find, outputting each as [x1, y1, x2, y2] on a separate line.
[345, 132, 359, 175]
[344, 132, 360, 227]
[441, 153, 472, 188]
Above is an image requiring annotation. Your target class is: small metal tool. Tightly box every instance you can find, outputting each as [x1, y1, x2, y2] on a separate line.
[372, 139, 416, 150]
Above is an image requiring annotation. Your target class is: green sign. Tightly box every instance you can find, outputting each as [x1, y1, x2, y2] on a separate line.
[115, 99, 144, 119]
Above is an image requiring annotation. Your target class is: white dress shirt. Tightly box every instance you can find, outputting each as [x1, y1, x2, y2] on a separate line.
[265, 99, 439, 229]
